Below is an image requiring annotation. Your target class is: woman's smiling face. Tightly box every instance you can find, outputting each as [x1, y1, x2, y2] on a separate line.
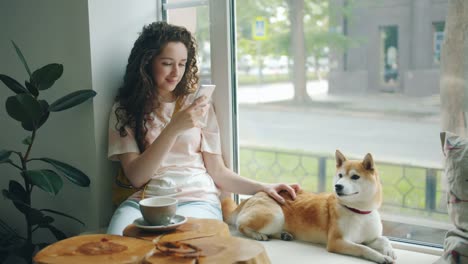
[152, 41, 188, 101]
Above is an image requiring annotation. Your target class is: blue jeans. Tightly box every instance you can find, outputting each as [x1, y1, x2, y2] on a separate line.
[107, 199, 222, 235]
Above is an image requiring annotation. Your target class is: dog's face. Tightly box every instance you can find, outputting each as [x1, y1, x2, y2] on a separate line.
[333, 150, 382, 209]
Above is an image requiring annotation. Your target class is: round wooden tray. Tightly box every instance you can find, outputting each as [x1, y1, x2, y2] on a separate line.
[146, 235, 270, 264]
[33, 234, 154, 264]
[125, 217, 270, 264]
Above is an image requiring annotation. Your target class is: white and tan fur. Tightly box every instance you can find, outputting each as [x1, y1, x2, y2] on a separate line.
[222, 150, 396, 263]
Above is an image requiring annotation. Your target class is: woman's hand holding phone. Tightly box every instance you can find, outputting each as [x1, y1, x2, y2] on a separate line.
[168, 85, 216, 133]
[193, 84, 215, 127]
[192, 84, 216, 104]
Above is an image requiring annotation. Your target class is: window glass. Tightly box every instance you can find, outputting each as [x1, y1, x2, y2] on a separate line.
[235, 0, 450, 247]
[165, 0, 212, 84]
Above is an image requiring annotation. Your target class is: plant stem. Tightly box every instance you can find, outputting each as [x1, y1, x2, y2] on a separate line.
[21, 130, 35, 264]
[24, 130, 36, 161]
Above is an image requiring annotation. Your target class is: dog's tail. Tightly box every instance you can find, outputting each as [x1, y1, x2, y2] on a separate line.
[221, 196, 242, 225]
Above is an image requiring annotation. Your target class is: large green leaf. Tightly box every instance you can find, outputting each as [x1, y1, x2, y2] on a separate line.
[31, 63, 63, 91]
[26, 207, 54, 226]
[25, 80, 38, 97]
[37, 100, 50, 128]
[41, 208, 84, 226]
[11, 40, 32, 77]
[35, 158, 90, 187]
[21, 122, 34, 132]
[49, 90, 96, 112]
[5, 93, 43, 129]
[0, 150, 13, 162]
[2, 189, 29, 215]
[23, 169, 63, 195]
[38, 99, 49, 111]
[0, 74, 28, 94]
[22, 100, 50, 131]
[9, 181, 27, 201]
[37, 112, 50, 129]
[27, 208, 47, 226]
[7, 180, 29, 214]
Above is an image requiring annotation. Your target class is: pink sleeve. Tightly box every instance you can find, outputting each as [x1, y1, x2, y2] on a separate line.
[108, 104, 140, 161]
[200, 103, 222, 154]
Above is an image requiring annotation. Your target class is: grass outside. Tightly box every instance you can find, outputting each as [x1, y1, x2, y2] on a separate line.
[239, 147, 449, 223]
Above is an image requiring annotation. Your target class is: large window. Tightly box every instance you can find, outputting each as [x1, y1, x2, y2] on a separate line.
[234, 0, 450, 247]
[164, 0, 459, 248]
[164, 0, 236, 169]
[163, 0, 212, 84]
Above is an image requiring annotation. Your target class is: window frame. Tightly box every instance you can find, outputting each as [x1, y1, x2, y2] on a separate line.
[157, 0, 445, 256]
[160, 0, 239, 174]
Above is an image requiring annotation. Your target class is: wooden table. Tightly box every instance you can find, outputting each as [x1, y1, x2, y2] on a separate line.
[34, 218, 270, 264]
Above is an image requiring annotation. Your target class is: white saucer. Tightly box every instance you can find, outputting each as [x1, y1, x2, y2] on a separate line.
[133, 215, 187, 232]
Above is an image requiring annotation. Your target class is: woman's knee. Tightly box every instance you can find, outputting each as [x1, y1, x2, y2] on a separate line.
[107, 200, 141, 235]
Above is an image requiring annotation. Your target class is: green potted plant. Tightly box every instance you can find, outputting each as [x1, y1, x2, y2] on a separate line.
[0, 41, 96, 264]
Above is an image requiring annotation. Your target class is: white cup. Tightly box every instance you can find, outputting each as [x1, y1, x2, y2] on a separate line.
[139, 197, 177, 226]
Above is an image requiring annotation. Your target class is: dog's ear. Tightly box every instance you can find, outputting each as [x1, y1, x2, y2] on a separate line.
[335, 150, 347, 167]
[362, 153, 374, 171]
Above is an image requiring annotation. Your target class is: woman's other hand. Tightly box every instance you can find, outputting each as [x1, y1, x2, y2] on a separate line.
[262, 183, 301, 204]
[167, 96, 209, 133]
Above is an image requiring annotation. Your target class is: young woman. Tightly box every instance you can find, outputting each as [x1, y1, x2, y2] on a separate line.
[107, 21, 300, 235]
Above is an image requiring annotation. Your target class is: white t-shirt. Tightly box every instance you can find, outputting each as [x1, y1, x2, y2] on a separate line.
[108, 94, 222, 205]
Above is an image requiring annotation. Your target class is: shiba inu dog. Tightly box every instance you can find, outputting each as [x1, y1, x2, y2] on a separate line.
[222, 150, 396, 263]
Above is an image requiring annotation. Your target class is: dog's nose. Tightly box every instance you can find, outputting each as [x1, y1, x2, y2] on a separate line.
[335, 184, 344, 192]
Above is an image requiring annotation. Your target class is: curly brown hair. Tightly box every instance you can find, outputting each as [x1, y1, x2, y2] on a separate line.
[114, 21, 199, 152]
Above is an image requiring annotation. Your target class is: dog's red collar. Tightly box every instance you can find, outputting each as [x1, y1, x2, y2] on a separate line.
[344, 205, 372, 214]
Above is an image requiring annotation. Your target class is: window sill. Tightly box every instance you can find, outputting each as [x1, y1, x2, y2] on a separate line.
[229, 226, 442, 263]
[391, 240, 443, 257]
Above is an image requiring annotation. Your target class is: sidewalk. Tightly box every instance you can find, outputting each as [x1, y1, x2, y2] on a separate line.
[237, 81, 440, 121]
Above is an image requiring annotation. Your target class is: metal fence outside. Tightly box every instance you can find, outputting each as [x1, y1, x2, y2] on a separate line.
[239, 146, 447, 216]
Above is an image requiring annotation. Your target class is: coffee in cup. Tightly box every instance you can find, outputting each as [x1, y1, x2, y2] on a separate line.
[139, 197, 177, 226]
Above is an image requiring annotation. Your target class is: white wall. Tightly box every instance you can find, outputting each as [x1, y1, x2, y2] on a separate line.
[87, 0, 158, 229]
[0, 0, 95, 240]
[0, 0, 158, 241]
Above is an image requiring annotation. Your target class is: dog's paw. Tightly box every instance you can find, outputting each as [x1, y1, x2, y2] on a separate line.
[280, 231, 294, 241]
[251, 232, 269, 241]
[382, 246, 397, 260]
[369, 253, 394, 264]
[376, 255, 395, 264]
[380, 255, 395, 264]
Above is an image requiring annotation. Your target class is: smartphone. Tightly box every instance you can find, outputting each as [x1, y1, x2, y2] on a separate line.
[193, 84, 216, 103]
